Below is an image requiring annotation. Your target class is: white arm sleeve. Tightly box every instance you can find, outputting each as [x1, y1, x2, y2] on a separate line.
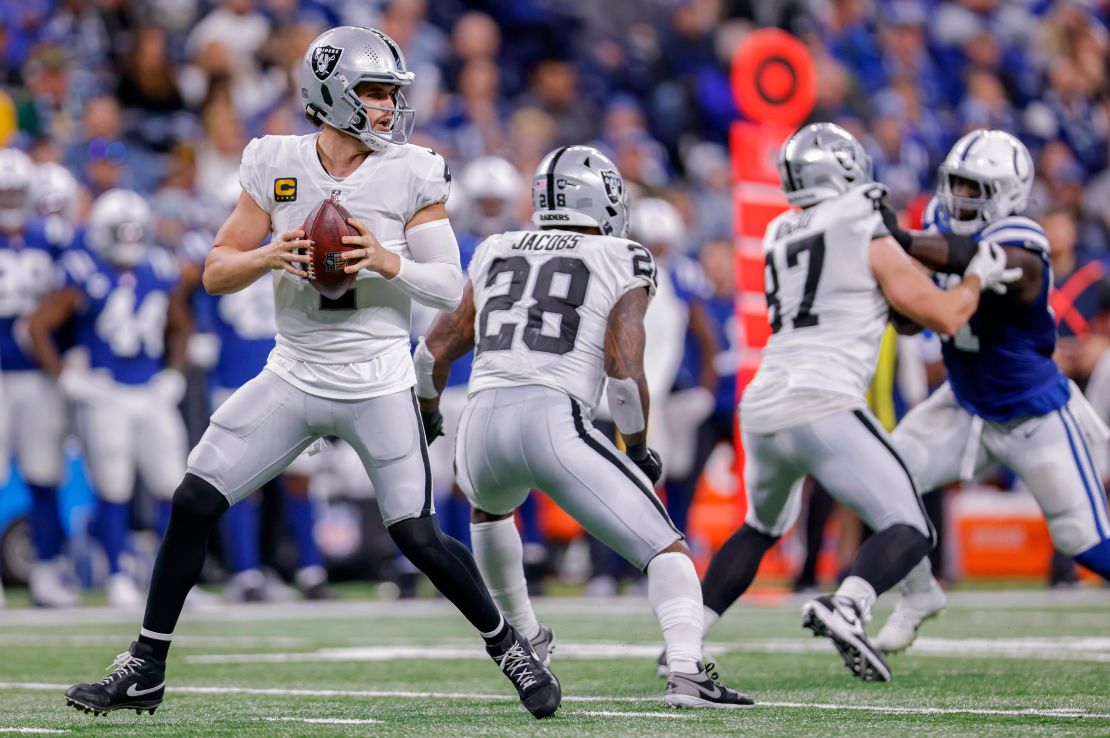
[393, 219, 465, 311]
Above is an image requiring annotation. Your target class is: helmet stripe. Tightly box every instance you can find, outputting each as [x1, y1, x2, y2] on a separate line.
[546, 146, 569, 212]
[960, 131, 983, 162]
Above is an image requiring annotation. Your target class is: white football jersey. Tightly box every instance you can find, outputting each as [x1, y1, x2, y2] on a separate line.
[467, 229, 657, 414]
[238, 133, 450, 399]
[741, 183, 891, 433]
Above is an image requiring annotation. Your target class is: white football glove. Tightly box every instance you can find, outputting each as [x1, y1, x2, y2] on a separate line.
[150, 368, 187, 405]
[58, 366, 109, 403]
[965, 239, 1023, 295]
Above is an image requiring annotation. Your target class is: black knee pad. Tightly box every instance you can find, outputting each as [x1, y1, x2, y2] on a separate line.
[171, 473, 230, 528]
[388, 515, 443, 561]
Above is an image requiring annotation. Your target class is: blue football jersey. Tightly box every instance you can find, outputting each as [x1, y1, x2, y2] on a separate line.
[443, 232, 481, 388]
[0, 219, 62, 371]
[62, 235, 180, 385]
[924, 198, 1069, 421]
[206, 277, 277, 390]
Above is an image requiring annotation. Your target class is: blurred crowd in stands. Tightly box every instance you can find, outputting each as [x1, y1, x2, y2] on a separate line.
[1, 0, 1108, 604]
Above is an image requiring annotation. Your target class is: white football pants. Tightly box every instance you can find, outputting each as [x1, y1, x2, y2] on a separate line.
[1, 370, 67, 486]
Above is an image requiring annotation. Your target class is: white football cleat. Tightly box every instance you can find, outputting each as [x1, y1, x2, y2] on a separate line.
[30, 559, 80, 608]
[106, 573, 144, 609]
[873, 576, 946, 653]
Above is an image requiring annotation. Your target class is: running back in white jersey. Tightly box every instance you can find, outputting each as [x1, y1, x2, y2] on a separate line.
[467, 229, 657, 414]
[238, 133, 450, 399]
[742, 183, 891, 433]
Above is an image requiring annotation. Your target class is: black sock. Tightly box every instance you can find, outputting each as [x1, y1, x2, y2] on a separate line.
[139, 474, 229, 660]
[388, 515, 504, 636]
[701, 523, 779, 617]
[849, 523, 932, 595]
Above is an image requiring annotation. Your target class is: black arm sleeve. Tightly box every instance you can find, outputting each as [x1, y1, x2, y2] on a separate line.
[880, 203, 912, 251]
[941, 232, 978, 274]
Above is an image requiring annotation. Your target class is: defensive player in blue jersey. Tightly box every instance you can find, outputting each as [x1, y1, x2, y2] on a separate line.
[28, 189, 192, 608]
[875, 130, 1110, 652]
[0, 148, 79, 608]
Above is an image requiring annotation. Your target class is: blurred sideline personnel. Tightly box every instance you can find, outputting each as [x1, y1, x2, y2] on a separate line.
[0, 148, 78, 608]
[64, 27, 560, 720]
[416, 145, 753, 708]
[875, 130, 1110, 652]
[28, 190, 191, 607]
[695, 123, 1017, 683]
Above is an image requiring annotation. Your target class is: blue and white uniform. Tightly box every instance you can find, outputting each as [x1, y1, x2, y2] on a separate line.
[60, 237, 187, 504]
[893, 199, 1110, 564]
[0, 219, 68, 488]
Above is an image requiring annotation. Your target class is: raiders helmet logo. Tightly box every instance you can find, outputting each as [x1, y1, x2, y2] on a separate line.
[312, 44, 343, 81]
[601, 170, 623, 205]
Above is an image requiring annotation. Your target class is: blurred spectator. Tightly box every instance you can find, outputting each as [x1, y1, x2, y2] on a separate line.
[195, 104, 246, 210]
[515, 60, 599, 148]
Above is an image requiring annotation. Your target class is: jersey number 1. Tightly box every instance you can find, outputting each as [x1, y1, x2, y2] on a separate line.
[765, 234, 825, 333]
[477, 256, 591, 356]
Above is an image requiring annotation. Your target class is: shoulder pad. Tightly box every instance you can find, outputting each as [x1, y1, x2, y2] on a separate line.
[980, 216, 1049, 255]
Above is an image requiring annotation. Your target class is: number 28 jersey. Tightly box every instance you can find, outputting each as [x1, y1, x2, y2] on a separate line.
[742, 184, 891, 433]
[467, 229, 657, 415]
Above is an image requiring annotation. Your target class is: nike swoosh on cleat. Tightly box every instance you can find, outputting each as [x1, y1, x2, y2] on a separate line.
[126, 682, 165, 697]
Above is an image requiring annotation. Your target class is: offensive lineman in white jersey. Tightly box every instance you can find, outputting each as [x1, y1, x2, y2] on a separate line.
[416, 145, 753, 708]
[692, 123, 1019, 683]
[65, 26, 560, 720]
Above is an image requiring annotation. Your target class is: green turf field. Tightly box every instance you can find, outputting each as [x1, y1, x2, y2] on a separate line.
[0, 588, 1107, 736]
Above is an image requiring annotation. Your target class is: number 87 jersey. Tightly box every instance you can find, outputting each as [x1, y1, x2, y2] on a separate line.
[743, 184, 891, 433]
[467, 228, 657, 414]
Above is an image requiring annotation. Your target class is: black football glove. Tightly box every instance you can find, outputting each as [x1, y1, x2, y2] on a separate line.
[626, 443, 663, 485]
[420, 409, 445, 445]
[879, 199, 913, 252]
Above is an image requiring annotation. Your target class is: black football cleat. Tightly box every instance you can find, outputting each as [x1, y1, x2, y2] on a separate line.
[529, 622, 556, 668]
[65, 641, 165, 716]
[802, 594, 892, 682]
[664, 662, 754, 709]
[486, 626, 561, 719]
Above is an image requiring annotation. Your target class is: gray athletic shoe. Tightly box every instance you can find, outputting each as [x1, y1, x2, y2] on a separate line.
[529, 623, 556, 668]
[655, 648, 668, 678]
[664, 663, 754, 709]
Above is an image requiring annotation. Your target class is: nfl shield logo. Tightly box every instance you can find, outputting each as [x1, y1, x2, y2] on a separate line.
[323, 253, 346, 272]
[601, 170, 623, 204]
[312, 45, 343, 81]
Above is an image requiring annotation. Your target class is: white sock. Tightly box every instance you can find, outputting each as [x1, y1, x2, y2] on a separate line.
[702, 606, 720, 637]
[647, 552, 703, 675]
[471, 517, 541, 641]
[835, 575, 877, 622]
[898, 556, 935, 596]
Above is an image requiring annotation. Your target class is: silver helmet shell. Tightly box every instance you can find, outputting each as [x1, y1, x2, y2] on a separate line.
[459, 156, 523, 238]
[300, 26, 416, 152]
[778, 122, 873, 208]
[0, 148, 34, 232]
[87, 189, 153, 268]
[531, 146, 629, 238]
[937, 129, 1034, 235]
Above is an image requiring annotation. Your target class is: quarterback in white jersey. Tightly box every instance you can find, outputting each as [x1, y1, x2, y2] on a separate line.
[417, 145, 753, 709]
[695, 123, 1019, 684]
[65, 26, 560, 722]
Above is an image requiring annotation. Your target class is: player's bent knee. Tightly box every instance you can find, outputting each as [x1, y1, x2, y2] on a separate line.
[171, 473, 230, 528]
[1045, 511, 1100, 556]
[470, 508, 512, 524]
[387, 515, 443, 560]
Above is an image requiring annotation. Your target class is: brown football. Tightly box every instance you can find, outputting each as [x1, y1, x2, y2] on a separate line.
[303, 198, 359, 300]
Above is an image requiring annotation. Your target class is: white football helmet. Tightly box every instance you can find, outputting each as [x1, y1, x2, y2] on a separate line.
[531, 146, 630, 238]
[300, 26, 416, 152]
[87, 189, 152, 268]
[629, 197, 686, 254]
[459, 156, 523, 238]
[937, 129, 1034, 235]
[0, 148, 34, 233]
[30, 162, 79, 245]
[778, 122, 873, 208]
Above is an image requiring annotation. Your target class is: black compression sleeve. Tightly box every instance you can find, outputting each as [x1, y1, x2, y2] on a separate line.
[941, 232, 978, 274]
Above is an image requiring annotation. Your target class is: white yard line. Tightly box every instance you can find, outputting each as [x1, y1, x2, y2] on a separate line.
[0, 730, 68, 734]
[181, 637, 1110, 665]
[0, 635, 309, 648]
[0, 590, 1106, 626]
[576, 711, 693, 719]
[1, 682, 1107, 721]
[265, 717, 383, 725]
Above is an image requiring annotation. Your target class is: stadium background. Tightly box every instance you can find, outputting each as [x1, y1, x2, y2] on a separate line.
[1, 0, 1109, 602]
